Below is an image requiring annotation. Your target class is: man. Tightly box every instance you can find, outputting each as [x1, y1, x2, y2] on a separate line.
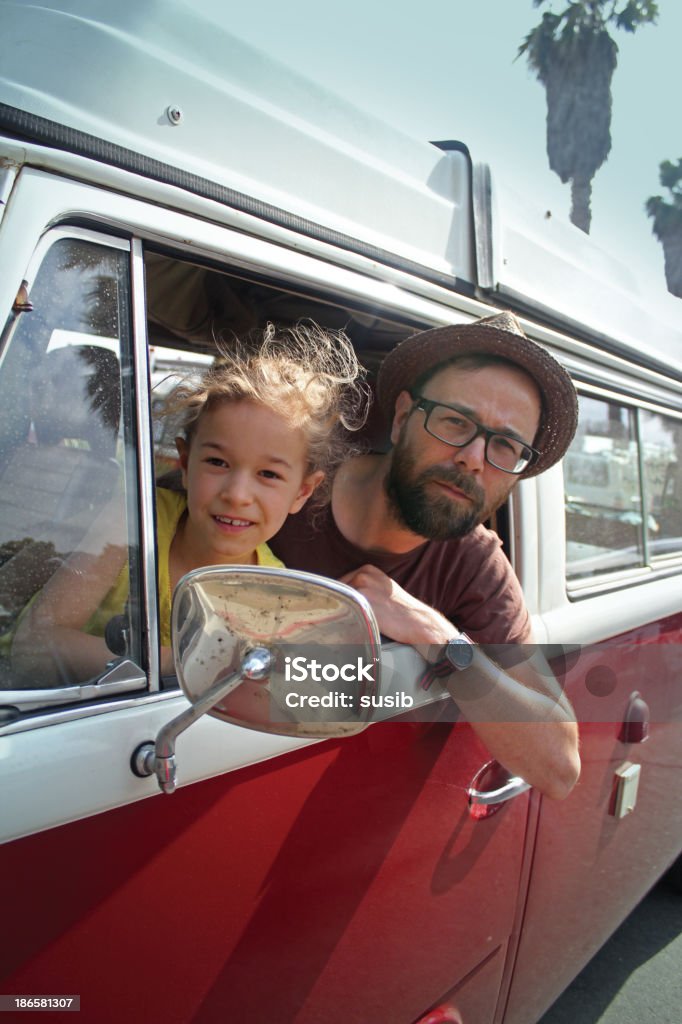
[271, 311, 580, 799]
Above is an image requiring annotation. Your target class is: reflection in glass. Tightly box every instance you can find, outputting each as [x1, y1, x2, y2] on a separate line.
[0, 236, 138, 690]
[640, 410, 682, 556]
[565, 396, 644, 580]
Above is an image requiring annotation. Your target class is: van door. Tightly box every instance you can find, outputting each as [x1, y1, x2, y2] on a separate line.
[0, 171, 532, 1024]
[502, 388, 682, 1024]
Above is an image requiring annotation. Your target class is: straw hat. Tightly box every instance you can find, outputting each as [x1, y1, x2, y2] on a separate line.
[376, 311, 578, 477]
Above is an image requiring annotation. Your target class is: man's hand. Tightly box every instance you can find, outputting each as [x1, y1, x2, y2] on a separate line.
[340, 564, 454, 654]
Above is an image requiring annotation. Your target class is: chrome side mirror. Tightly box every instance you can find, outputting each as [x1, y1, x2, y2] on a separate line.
[132, 567, 382, 793]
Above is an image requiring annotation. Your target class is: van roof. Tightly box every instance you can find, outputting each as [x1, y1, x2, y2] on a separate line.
[0, 0, 474, 284]
[1, 0, 681, 377]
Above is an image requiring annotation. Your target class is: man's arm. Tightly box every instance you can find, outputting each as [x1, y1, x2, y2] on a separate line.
[341, 564, 580, 801]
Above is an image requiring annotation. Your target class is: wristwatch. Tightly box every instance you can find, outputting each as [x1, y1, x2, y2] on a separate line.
[442, 632, 475, 671]
[420, 632, 476, 691]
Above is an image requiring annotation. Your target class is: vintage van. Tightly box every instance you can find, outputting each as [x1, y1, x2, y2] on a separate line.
[0, 3, 681, 1023]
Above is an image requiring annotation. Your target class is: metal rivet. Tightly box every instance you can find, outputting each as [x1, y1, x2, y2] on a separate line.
[166, 105, 183, 126]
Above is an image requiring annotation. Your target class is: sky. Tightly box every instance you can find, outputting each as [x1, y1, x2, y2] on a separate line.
[226, 0, 679, 295]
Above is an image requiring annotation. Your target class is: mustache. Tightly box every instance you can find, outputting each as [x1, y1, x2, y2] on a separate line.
[419, 465, 484, 503]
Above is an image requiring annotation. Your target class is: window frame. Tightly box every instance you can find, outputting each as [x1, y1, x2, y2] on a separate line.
[566, 382, 682, 599]
[0, 226, 153, 718]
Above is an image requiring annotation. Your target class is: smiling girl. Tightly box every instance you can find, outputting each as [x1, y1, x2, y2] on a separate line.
[13, 323, 368, 684]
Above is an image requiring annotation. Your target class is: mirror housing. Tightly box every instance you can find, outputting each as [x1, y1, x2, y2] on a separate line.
[132, 566, 382, 793]
[174, 566, 382, 736]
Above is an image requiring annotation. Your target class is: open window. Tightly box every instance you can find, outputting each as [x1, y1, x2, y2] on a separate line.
[143, 248, 513, 537]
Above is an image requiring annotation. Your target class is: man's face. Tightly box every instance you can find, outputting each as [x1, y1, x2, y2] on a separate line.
[385, 362, 542, 541]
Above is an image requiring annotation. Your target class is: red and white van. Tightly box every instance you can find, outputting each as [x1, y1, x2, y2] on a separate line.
[0, 3, 681, 1022]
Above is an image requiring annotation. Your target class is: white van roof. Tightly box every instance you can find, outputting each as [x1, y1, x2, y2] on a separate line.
[0, 0, 474, 284]
[1, 0, 681, 376]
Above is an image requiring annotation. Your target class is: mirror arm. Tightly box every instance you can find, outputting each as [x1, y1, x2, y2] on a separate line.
[132, 646, 273, 794]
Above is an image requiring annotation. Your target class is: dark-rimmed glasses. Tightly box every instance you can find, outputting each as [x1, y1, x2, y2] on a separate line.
[410, 394, 540, 474]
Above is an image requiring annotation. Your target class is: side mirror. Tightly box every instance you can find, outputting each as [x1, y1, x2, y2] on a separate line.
[132, 566, 382, 793]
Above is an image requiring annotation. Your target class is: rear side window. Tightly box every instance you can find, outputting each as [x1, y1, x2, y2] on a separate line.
[640, 409, 682, 557]
[565, 393, 682, 582]
[0, 232, 142, 695]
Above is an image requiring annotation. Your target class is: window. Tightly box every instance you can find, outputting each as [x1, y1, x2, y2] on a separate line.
[565, 394, 682, 582]
[0, 233, 142, 695]
[640, 410, 682, 558]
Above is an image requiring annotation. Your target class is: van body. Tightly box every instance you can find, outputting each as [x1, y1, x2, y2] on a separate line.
[0, 3, 681, 1023]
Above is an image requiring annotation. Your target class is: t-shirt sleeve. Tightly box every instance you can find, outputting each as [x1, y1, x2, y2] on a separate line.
[445, 529, 532, 645]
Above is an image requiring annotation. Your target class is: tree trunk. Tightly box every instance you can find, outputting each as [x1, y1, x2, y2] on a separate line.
[570, 177, 592, 234]
[659, 225, 682, 298]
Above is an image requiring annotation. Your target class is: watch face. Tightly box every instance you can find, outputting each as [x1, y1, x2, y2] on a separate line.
[446, 635, 474, 670]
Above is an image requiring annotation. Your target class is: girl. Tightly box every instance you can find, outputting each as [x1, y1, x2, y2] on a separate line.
[13, 323, 368, 684]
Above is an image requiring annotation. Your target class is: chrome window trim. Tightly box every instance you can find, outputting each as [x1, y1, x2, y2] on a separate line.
[0, 685, 183, 737]
[529, 321, 682, 411]
[634, 408, 650, 567]
[130, 237, 159, 689]
[567, 560, 682, 600]
[0, 660, 147, 716]
[571, 379, 682, 422]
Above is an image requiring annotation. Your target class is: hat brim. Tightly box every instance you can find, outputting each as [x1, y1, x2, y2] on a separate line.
[376, 320, 578, 477]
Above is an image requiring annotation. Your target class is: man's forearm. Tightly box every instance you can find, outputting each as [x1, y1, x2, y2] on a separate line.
[437, 646, 580, 799]
[341, 564, 581, 799]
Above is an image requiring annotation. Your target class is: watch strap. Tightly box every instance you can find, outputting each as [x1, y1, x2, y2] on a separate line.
[419, 657, 453, 692]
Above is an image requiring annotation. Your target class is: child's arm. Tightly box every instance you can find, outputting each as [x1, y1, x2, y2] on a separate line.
[12, 498, 129, 686]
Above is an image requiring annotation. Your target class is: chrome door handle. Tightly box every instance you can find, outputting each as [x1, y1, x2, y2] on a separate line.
[468, 776, 531, 807]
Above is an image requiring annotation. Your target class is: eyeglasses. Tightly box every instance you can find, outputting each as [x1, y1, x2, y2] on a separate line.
[410, 394, 540, 474]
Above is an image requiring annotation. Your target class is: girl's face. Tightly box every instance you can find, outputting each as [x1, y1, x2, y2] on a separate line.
[176, 399, 323, 565]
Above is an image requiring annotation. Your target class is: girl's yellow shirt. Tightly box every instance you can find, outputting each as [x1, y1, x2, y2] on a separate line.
[87, 487, 284, 646]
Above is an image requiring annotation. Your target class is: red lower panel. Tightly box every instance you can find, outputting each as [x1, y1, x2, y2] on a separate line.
[2, 722, 529, 1024]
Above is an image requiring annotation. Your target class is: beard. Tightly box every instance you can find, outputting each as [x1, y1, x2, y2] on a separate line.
[385, 437, 487, 541]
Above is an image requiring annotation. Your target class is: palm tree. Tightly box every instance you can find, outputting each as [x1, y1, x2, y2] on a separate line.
[646, 159, 682, 298]
[519, 0, 658, 233]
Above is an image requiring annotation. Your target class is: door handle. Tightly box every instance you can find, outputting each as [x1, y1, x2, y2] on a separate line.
[467, 760, 531, 819]
[468, 776, 531, 807]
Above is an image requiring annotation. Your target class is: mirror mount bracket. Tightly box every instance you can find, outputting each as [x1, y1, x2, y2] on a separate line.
[131, 646, 273, 794]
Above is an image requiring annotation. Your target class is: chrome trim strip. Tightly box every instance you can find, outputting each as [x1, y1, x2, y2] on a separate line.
[130, 238, 159, 689]
[0, 660, 146, 713]
[575, 380, 682, 420]
[472, 162, 494, 290]
[567, 561, 682, 600]
[0, 686, 183, 737]
[635, 409, 650, 568]
[469, 776, 531, 806]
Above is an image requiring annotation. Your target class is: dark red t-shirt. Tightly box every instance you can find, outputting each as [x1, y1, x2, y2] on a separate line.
[270, 505, 531, 645]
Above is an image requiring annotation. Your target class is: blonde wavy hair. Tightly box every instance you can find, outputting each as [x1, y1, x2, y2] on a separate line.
[160, 322, 370, 505]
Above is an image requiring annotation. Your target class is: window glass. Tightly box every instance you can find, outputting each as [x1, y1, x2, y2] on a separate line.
[565, 395, 643, 580]
[0, 235, 141, 693]
[640, 409, 682, 557]
[150, 345, 213, 478]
